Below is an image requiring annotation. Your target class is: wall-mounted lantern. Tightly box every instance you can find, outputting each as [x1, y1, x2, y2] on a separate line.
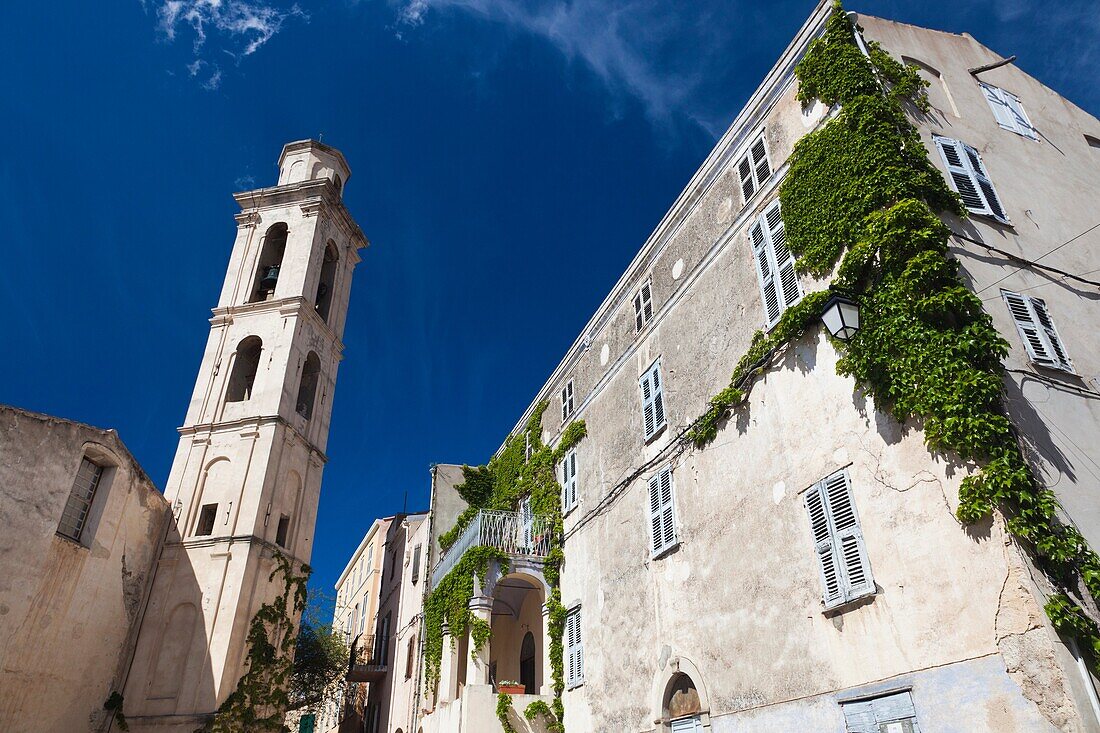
[821, 293, 861, 341]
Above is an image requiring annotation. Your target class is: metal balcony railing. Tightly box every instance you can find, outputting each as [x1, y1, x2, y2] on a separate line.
[347, 634, 387, 683]
[431, 509, 553, 588]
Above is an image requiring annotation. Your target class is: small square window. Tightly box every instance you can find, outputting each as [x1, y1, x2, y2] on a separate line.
[196, 503, 218, 536]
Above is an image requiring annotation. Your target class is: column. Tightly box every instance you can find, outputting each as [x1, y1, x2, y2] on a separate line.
[541, 602, 554, 695]
[466, 598, 493, 687]
[439, 623, 458, 703]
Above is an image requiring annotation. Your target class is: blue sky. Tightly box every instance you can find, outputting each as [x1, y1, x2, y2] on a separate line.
[2, 0, 1098, 597]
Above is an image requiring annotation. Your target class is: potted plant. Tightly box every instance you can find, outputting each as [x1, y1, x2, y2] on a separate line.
[498, 680, 525, 695]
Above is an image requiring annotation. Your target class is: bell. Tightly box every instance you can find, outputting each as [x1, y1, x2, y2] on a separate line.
[259, 265, 280, 293]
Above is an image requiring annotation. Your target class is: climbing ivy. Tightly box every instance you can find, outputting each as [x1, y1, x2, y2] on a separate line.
[525, 699, 565, 733]
[496, 692, 518, 733]
[198, 552, 310, 733]
[690, 0, 1100, 673]
[424, 401, 584, 732]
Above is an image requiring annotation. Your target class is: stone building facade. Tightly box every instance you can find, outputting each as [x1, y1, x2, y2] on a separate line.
[0, 407, 170, 732]
[405, 3, 1100, 733]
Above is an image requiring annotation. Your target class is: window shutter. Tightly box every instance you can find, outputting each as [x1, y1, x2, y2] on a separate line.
[935, 136, 986, 212]
[633, 292, 644, 331]
[752, 202, 801, 328]
[738, 133, 772, 203]
[981, 82, 1017, 131]
[824, 471, 874, 600]
[962, 143, 1007, 221]
[751, 137, 771, 185]
[648, 465, 677, 557]
[804, 483, 844, 609]
[1002, 291, 1072, 371]
[1003, 92, 1036, 139]
[562, 450, 578, 512]
[565, 607, 583, 688]
[411, 544, 421, 584]
[639, 359, 666, 440]
[804, 470, 873, 609]
[670, 718, 703, 733]
[738, 157, 756, 201]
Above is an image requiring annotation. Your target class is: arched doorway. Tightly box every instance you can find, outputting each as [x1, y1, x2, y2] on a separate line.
[520, 631, 536, 694]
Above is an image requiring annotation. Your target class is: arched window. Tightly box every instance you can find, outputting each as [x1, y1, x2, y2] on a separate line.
[296, 352, 321, 420]
[225, 336, 262, 402]
[901, 56, 959, 119]
[250, 223, 288, 303]
[664, 673, 703, 730]
[315, 241, 339, 324]
[333, 174, 343, 195]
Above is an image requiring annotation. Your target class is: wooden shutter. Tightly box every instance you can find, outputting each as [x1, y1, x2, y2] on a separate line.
[1003, 91, 1036, 139]
[671, 717, 703, 733]
[1002, 291, 1073, 371]
[961, 142, 1007, 221]
[639, 359, 666, 440]
[648, 465, 677, 557]
[935, 136, 1007, 222]
[411, 544, 421, 584]
[738, 156, 756, 201]
[565, 607, 583, 688]
[752, 201, 800, 328]
[561, 380, 574, 422]
[738, 133, 771, 203]
[751, 136, 771, 186]
[980, 82, 1017, 131]
[842, 690, 920, 733]
[804, 470, 873, 609]
[562, 450, 578, 512]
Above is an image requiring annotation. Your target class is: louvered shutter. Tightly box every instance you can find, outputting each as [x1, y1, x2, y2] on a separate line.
[962, 143, 1007, 221]
[739, 156, 756, 201]
[520, 496, 534, 551]
[648, 466, 677, 557]
[935, 136, 986, 213]
[804, 483, 844, 609]
[671, 717, 703, 733]
[634, 291, 644, 331]
[562, 450, 577, 512]
[642, 282, 653, 323]
[1003, 291, 1072, 371]
[824, 471, 874, 600]
[565, 607, 583, 688]
[751, 218, 781, 327]
[1029, 297, 1072, 371]
[639, 359, 666, 440]
[751, 137, 771, 185]
[765, 202, 801, 312]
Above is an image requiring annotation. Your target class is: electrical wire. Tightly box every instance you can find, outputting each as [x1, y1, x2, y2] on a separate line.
[963, 222, 1100, 295]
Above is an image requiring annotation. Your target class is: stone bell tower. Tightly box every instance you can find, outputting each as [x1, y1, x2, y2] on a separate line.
[122, 141, 367, 732]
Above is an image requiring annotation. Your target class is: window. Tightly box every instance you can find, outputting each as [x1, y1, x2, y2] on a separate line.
[352, 603, 360, 637]
[804, 470, 874, 610]
[1086, 134, 1100, 150]
[750, 200, 802, 329]
[406, 635, 417, 679]
[934, 136, 1008, 223]
[1002, 290, 1073, 372]
[250, 223, 288, 303]
[633, 280, 654, 332]
[316, 240, 339, 324]
[565, 606, 584, 689]
[226, 336, 263, 403]
[359, 594, 368, 634]
[639, 358, 667, 441]
[841, 689, 920, 733]
[195, 503, 218, 537]
[648, 465, 677, 558]
[296, 351, 321, 419]
[57, 457, 103, 541]
[411, 544, 422, 584]
[561, 449, 578, 513]
[980, 82, 1036, 139]
[561, 379, 575, 422]
[275, 514, 290, 548]
[737, 133, 772, 202]
[524, 431, 534, 462]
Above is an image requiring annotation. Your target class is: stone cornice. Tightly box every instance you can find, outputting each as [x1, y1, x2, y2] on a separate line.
[177, 414, 329, 464]
[209, 297, 346, 359]
[234, 180, 369, 255]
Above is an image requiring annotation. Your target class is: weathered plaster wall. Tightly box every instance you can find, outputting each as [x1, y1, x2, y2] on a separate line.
[0, 406, 169, 732]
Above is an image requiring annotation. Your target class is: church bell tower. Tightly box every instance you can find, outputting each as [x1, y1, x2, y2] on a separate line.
[123, 141, 367, 731]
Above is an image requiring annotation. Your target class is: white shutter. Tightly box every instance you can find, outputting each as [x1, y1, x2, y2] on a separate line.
[738, 133, 772, 203]
[520, 497, 534, 550]
[561, 380, 575, 422]
[935, 136, 1008, 222]
[804, 470, 874, 609]
[648, 465, 677, 557]
[633, 282, 654, 332]
[565, 607, 583, 688]
[671, 717, 703, 733]
[1003, 92, 1036, 139]
[804, 483, 844, 609]
[752, 201, 801, 329]
[562, 450, 578, 513]
[639, 359, 666, 440]
[1002, 290, 1073, 372]
[981, 83, 1036, 139]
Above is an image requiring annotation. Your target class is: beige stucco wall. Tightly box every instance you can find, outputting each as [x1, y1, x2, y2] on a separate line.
[471, 4, 1100, 732]
[0, 406, 170, 732]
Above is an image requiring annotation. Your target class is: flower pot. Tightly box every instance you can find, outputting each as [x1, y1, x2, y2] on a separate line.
[498, 684, 525, 695]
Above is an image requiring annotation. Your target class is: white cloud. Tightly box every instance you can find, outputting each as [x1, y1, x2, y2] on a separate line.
[389, 0, 718, 129]
[144, 0, 307, 88]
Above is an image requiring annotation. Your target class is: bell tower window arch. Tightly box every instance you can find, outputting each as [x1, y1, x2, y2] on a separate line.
[249, 223, 288, 303]
[316, 240, 339, 324]
[225, 336, 263, 402]
[296, 351, 321, 420]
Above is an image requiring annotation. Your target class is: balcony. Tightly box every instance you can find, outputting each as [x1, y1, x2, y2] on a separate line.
[431, 509, 552, 588]
[347, 634, 387, 683]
